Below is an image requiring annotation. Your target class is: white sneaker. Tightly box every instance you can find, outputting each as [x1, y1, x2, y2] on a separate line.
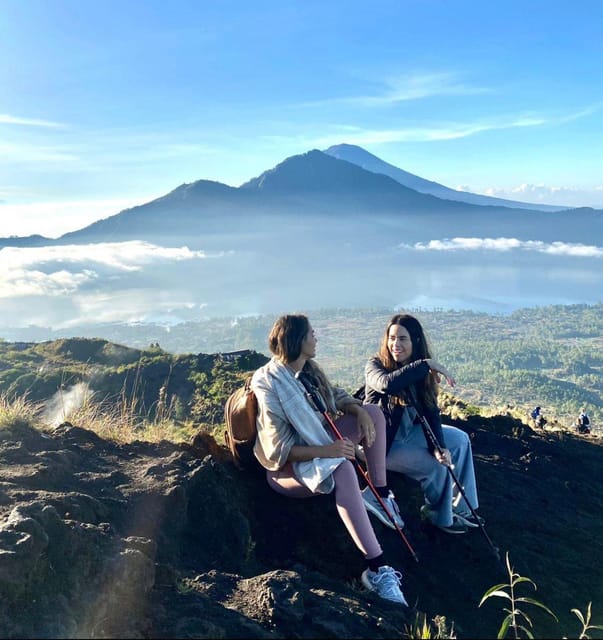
[361, 487, 405, 530]
[361, 565, 408, 606]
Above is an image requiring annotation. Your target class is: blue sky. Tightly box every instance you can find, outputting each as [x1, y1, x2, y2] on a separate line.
[1, 0, 602, 237]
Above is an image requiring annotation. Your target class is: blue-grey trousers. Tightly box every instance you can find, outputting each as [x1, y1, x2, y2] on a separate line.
[386, 424, 478, 527]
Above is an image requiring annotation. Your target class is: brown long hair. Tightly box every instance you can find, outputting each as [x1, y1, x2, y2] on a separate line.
[377, 313, 438, 409]
[268, 314, 336, 414]
[268, 314, 310, 362]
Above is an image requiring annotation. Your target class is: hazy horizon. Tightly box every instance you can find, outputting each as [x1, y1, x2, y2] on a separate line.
[1, 232, 601, 336]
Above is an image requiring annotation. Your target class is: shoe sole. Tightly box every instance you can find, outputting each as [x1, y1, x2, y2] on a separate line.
[361, 571, 375, 592]
[435, 525, 467, 534]
[422, 507, 466, 533]
[363, 498, 404, 530]
[455, 513, 482, 528]
[429, 515, 468, 534]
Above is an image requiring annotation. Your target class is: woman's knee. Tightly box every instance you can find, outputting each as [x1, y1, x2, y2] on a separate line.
[443, 425, 470, 449]
[363, 403, 386, 432]
[266, 466, 313, 497]
[333, 459, 359, 487]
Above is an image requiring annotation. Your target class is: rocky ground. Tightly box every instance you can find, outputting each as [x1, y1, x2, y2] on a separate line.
[1, 410, 602, 638]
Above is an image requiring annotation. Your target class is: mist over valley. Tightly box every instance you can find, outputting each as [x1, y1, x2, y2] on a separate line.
[1, 147, 601, 333]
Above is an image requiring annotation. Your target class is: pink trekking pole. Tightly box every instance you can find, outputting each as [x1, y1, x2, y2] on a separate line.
[296, 371, 419, 563]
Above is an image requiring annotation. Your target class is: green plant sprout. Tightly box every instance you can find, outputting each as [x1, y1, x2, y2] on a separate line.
[570, 602, 603, 639]
[480, 551, 557, 639]
[403, 612, 456, 639]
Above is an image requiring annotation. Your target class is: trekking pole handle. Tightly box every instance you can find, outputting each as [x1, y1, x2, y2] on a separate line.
[434, 441, 455, 470]
[406, 391, 455, 469]
[419, 413, 455, 470]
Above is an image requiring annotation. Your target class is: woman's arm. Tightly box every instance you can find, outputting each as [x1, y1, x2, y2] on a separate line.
[364, 357, 430, 395]
[288, 391, 369, 459]
[425, 359, 456, 387]
[288, 440, 356, 462]
[252, 377, 299, 469]
[329, 386, 376, 447]
[253, 375, 357, 466]
[365, 357, 455, 395]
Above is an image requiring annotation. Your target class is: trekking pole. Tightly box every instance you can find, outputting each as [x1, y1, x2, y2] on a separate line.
[404, 391, 503, 569]
[296, 371, 419, 563]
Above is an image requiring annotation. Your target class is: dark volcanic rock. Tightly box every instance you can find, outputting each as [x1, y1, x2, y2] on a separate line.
[1, 413, 603, 638]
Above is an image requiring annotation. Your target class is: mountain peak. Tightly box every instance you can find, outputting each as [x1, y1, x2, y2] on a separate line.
[325, 143, 388, 163]
[240, 149, 342, 192]
[239, 149, 413, 196]
[324, 143, 567, 212]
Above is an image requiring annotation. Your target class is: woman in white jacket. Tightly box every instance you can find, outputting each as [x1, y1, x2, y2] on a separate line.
[251, 314, 408, 606]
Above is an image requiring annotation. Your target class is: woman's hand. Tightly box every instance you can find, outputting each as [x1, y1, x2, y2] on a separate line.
[425, 359, 456, 387]
[288, 440, 356, 462]
[323, 438, 357, 460]
[434, 448, 452, 467]
[343, 404, 376, 447]
[356, 406, 377, 447]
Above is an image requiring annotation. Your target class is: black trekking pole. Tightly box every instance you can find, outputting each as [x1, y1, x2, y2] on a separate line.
[296, 371, 419, 563]
[404, 391, 503, 569]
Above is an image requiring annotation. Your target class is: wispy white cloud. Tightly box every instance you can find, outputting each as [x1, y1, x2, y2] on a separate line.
[0, 241, 219, 298]
[0, 132, 216, 170]
[0, 198, 150, 238]
[468, 184, 603, 209]
[302, 113, 561, 148]
[303, 125, 499, 148]
[0, 113, 66, 128]
[282, 101, 600, 150]
[65, 290, 206, 327]
[0, 267, 96, 297]
[555, 102, 602, 124]
[299, 71, 490, 108]
[399, 237, 603, 257]
[0, 140, 79, 164]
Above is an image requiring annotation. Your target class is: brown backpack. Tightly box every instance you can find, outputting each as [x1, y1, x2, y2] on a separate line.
[224, 376, 260, 469]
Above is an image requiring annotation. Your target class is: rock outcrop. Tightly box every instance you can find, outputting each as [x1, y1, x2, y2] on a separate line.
[1, 413, 602, 638]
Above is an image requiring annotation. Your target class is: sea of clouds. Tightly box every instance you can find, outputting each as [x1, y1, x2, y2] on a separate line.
[399, 237, 603, 257]
[0, 241, 228, 328]
[1, 237, 601, 331]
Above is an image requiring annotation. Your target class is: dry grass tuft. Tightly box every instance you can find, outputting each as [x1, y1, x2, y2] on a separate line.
[0, 392, 44, 430]
[1, 388, 197, 445]
[58, 389, 193, 444]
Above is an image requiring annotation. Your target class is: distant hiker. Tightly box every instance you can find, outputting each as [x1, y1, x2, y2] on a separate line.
[362, 313, 483, 535]
[576, 408, 591, 434]
[531, 406, 546, 428]
[251, 314, 408, 606]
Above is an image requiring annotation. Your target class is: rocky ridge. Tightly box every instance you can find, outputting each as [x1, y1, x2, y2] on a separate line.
[1, 409, 602, 638]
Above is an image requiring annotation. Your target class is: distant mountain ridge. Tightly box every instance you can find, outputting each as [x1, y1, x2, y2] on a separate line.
[0, 145, 599, 249]
[324, 143, 567, 212]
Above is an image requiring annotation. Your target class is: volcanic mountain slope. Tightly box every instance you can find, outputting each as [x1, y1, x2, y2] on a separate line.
[1, 390, 602, 638]
[3, 147, 601, 250]
[323, 143, 568, 211]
